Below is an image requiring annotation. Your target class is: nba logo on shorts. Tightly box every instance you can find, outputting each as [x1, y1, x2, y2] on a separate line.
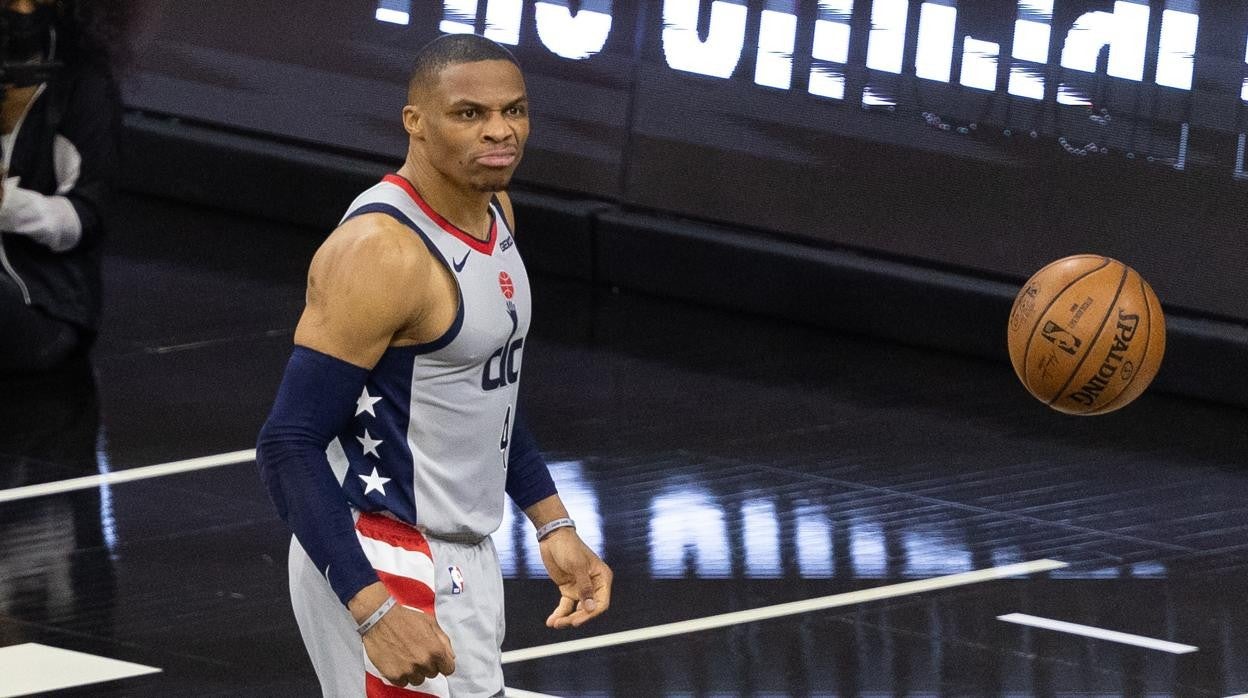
[449, 565, 465, 594]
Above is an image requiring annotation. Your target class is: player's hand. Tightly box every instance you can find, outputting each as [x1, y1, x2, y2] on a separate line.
[538, 527, 613, 629]
[361, 601, 456, 686]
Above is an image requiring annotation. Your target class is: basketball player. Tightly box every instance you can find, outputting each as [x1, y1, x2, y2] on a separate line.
[256, 35, 612, 697]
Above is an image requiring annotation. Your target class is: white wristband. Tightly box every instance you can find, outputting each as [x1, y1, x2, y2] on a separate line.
[535, 517, 575, 541]
[355, 595, 397, 636]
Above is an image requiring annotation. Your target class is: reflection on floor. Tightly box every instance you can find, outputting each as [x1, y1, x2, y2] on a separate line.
[1, 192, 1246, 696]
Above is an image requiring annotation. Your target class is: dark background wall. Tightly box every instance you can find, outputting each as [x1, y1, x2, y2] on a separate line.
[119, 0, 1248, 407]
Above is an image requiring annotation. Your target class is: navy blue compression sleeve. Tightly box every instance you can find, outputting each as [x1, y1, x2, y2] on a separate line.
[256, 346, 379, 605]
[505, 406, 558, 509]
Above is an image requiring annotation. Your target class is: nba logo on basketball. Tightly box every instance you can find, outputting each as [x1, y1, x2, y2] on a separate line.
[449, 565, 465, 594]
[1007, 255, 1165, 415]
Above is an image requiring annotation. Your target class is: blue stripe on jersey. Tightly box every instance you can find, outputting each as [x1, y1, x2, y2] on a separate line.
[333, 202, 474, 526]
[343, 202, 465, 355]
[337, 350, 420, 524]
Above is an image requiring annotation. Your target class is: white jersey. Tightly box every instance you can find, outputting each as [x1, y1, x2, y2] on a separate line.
[325, 174, 530, 541]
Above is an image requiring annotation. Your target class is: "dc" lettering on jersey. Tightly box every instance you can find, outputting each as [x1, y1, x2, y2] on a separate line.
[482, 301, 524, 391]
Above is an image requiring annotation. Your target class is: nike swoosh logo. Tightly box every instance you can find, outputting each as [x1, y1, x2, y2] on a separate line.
[453, 252, 470, 273]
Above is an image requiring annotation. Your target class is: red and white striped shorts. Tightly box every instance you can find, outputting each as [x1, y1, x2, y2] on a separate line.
[289, 512, 506, 698]
[356, 512, 448, 697]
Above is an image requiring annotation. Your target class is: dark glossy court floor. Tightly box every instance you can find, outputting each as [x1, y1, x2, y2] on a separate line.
[2, 191, 1248, 697]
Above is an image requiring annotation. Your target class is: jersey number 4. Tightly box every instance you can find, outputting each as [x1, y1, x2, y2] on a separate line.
[499, 404, 512, 469]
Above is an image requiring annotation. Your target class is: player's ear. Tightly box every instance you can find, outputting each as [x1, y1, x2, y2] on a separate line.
[402, 105, 424, 139]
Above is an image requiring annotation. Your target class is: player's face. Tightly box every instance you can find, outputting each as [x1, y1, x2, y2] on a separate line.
[414, 60, 530, 193]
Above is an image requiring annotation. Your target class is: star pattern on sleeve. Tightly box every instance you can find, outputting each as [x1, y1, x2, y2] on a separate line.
[356, 387, 383, 417]
[357, 429, 383, 458]
[358, 467, 391, 496]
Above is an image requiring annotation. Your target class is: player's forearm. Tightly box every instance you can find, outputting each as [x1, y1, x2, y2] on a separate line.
[256, 345, 380, 605]
[523, 494, 570, 530]
[256, 429, 380, 604]
[347, 581, 392, 624]
[504, 406, 557, 508]
[505, 407, 571, 535]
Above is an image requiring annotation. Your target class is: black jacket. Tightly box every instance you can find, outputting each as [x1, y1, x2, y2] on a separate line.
[0, 64, 121, 333]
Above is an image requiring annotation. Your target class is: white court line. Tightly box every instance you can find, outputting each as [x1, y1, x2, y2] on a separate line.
[998, 613, 1198, 654]
[501, 559, 1067, 664]
[0, 643, 160, 697]
[503, 689, 561, 698]
[0, 450, 256, 504]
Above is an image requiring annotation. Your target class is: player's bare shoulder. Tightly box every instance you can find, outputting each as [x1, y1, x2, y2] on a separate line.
[295, 212, 438, 364]
[308, 213, 434, 306]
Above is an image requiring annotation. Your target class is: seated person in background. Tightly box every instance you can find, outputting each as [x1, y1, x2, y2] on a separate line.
[0, 0, 122, 372]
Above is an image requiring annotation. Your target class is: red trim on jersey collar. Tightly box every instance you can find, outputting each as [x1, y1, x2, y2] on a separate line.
[382, 174, 497, 255]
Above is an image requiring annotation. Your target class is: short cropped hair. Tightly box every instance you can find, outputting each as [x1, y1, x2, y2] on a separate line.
[407, 34, 521, 102]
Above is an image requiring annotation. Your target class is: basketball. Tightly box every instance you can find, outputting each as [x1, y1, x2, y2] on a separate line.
[1007, 255, 1166, 415]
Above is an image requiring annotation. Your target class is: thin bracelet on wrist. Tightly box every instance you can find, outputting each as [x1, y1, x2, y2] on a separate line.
[535, 517, 575, 541]
[355, 594, 397, 636]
